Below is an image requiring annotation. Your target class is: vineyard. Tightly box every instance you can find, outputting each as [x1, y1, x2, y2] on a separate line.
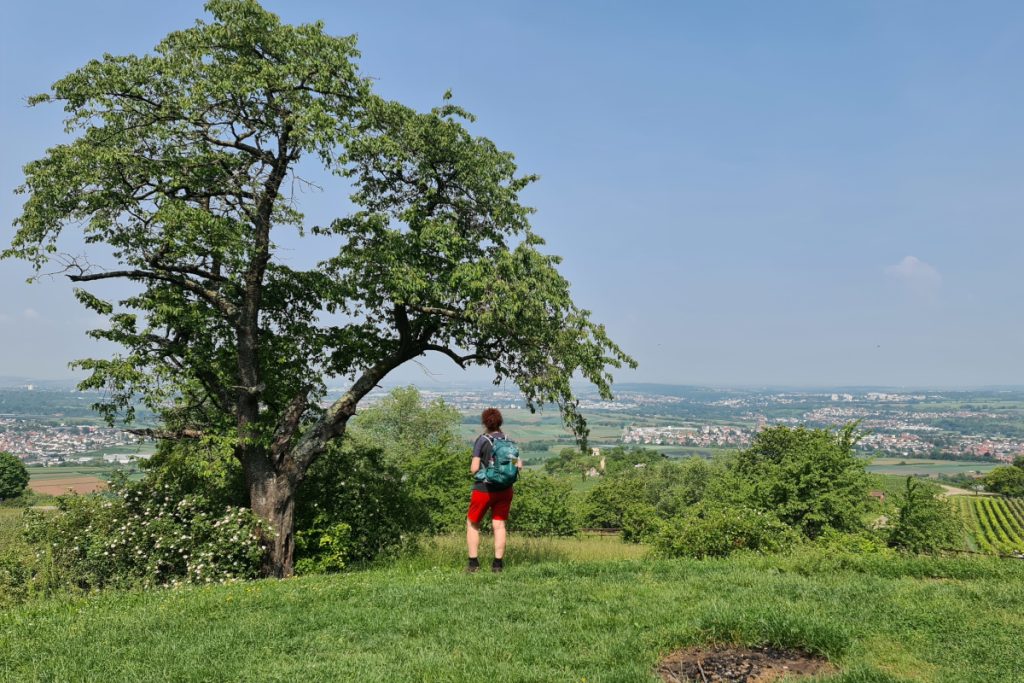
[956, 496, 1024, 555]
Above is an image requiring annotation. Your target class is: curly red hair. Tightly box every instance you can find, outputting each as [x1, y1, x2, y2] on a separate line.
[481, 407, 503, 432]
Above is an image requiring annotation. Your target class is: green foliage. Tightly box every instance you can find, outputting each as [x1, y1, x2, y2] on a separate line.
[0, 488, 54, 509]
[295, 442, 418, 570]
[982, 465, 1024, 497]
[601, 446, 667, 475]
[653, 503, 798, 559]
[140, 439, 246, 508]
[294, 519, 352, 575]
[4, 0, 633, 447]
[580, 457, 716, 534]
[0, 451, 29, 500]
[506, 471, 577, 537]
[887, 478, 963, 554]
[543, 447, 597, 477]
[653, 456, 715, 518]
[620, 502, 662, 543]
[22, 476, 265, 591]
[814, 528, 894, 556]
[346, 387, 467, 533]
[580, 467, 652, 529]
[728, 424, 870, 538]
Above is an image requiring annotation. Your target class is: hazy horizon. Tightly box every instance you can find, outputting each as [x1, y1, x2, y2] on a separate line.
[3, 1, 1023, 387]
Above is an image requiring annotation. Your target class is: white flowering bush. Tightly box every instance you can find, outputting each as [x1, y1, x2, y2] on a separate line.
[24, 475, 265, 591]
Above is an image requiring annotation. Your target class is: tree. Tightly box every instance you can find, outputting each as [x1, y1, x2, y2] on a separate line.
[4, 1, 634, 576]
[0, 452, 30, 500]
[982, 466, 1024, 497]
[543, 447, 596, 479]
[729, 424, 869, 538]
[507, 470, 577, 536]
[887, 477, 962, 554]
[345, 387, 467, 533]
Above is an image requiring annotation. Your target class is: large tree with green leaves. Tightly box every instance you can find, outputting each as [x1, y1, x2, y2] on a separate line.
[4, 0, 634, 576]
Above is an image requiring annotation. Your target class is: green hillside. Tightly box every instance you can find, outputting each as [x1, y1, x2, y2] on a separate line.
[1, 541, 1022, 682]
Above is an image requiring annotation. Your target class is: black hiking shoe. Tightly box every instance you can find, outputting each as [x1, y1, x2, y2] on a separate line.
[466, 558, 480, 573]
[491, 559, 504, 573]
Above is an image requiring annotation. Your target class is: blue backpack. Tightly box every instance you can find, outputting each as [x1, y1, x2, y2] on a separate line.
[475, 434, 520, 487]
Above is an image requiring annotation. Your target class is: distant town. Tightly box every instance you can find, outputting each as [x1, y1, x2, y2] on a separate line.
[2, 382, 1022, 466]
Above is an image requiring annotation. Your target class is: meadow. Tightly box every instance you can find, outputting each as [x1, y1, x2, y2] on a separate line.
[1, 536, 1023, 682]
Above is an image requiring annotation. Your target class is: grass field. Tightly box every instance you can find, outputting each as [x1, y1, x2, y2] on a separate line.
[1, 541, 1022, 682]
[865, 458, 998, 476]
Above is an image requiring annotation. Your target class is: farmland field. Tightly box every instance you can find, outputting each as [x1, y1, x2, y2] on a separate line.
[28, 475, 106, 495]
[25, 465, 119, 495]
[865, 458, 998, 476]
[956, 496, 1024, 555]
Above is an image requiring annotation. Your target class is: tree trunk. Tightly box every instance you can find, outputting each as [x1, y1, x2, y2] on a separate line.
[246, 459, 299, 578]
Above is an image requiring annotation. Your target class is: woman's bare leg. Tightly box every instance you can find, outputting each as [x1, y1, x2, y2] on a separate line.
[493, 519, 506, 559]
[466, 519, 481, 558]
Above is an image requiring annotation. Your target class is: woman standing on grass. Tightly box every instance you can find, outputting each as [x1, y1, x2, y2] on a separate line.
[466, 407, 521, 573]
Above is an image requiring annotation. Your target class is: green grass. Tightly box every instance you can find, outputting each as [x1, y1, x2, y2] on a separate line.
[0, 508, 24, 550]
[2, 540, 1023, 682]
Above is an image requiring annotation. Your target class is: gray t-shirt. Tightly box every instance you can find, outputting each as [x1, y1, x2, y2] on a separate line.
[471, 431, 511, 492]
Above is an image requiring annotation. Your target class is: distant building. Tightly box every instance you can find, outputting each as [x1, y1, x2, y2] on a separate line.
[868, 490, 886, 504]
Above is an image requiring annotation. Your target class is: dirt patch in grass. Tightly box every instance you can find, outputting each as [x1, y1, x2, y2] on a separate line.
[657, 645, 835, 682]
[29, 477, 106, 495]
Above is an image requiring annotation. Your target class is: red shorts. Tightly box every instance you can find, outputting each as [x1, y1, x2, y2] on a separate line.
[467, 488, 514, 524]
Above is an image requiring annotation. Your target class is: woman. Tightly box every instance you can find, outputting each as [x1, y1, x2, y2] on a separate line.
[466, 407, 521, 573]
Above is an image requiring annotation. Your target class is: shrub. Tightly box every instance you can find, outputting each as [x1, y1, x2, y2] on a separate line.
[23, 475, 265, 590]
[653, 504, 797, 559]
[887, 477, 963, 554]
[295, 518, 353, 575]
[0, 553, 32, 607]
[507, 470, 577, 537]
[814, 527, 893, 556]
[580, 468, 651, 529]
[295, 442, 420, 572]
[727, 424, 869, 538]
[0, 452, 29, 500]
[981, 466, 1024, 497]
[620, 502, 661, 543]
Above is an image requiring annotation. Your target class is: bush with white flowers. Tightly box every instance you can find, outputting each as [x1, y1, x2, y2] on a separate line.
[24, 474, 266, 591]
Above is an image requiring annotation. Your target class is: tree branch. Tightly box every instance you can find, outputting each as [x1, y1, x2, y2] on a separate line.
[423, 344, 484, 369]
[67, 268, 237, 318]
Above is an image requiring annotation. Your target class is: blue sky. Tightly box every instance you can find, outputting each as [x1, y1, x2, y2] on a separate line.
[2, 1, 1023, 387]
